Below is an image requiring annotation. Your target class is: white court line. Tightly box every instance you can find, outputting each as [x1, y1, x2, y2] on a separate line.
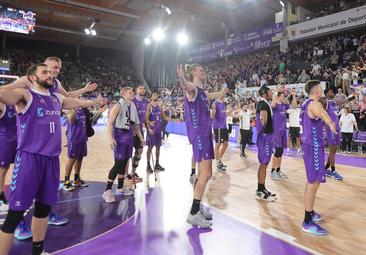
[206, 204, 323, 255]
[344, 175, 366, 179]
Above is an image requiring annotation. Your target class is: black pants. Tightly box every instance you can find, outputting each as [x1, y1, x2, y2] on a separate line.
[162, 120, 169, 139]
[341, 132, 353, 152]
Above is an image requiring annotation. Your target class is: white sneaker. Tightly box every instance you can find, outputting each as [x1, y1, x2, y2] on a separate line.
[103, 190, 116, 203]
[186, 211, 212, 228]
[0, 201, 9, 212]
[115, 187, 134, 196]
[270, 171, 281, 180]
[286, 150, 291, 156]
[201, 207, 213, 220]
[346, 151, 351, 154]
[189, 174, 197, 185]
[277, 171, 288, 179]
[41, 252, 50, 255]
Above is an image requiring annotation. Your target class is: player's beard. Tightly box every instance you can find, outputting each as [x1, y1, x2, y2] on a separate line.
[36, 76, 53, 89]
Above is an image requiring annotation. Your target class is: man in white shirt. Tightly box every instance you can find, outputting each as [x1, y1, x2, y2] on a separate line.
[236, 103, 254, 158]
[287, 105, 302, 156]
[339, 106, 358, 154]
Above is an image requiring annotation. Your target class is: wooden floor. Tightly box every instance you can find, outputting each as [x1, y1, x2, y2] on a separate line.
[5, 126, 366, 255]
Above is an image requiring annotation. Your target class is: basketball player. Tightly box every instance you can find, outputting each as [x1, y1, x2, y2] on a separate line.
[62, 107, 88, 191]
[236, 102, 255, 159]
[177, 64, 228, 228]
[270, 90, 297, 180]
[211, 95, 229, 171]
[286, 92, 302, 156]
[0, 56, 98, 236]
[322, 88, 355, 180]
[0, 103, 16, 212]
[145, 92, 169, 173]
[103, 87, 145, 203]
[301, 80, 337, 236]
[129, 84, 149, 183]
[0, 63, 107, 255]
[255, 85, 276, 201]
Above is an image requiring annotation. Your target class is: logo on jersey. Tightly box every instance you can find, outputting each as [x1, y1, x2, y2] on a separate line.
[7, 112, 15, 118]
[37, 108, 45, 117]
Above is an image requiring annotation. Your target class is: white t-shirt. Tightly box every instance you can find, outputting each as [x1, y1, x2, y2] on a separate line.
[287, 108, 301, 127]
[238, 111, 252, 130]
[340, 113, 356, 133]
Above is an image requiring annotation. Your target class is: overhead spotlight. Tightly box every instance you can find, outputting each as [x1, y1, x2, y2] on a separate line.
[144, 37, 151, 45]
[279, 0, 284, 8]
[161, 5, 172, 15]
[152, 28, 165, 41]
[84, 28, 91, 35]
[90, 29, 96, 36]
[176, 32, 188, 46]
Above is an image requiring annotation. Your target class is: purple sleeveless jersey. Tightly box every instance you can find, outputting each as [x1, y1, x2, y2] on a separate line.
[301, 99, 325, 147]
[149, 104, 162, 133]
[184, 87, 212, 144]
[132, 97, 149, 130]
[0, 105, 17, 142]
[67, 108, 87, 143]
[301, 99, 326, 183]
[17, 89, 62, 157]
[273, 103, 289, 134]
[212, 101, 227, 129]
[325, 100, 341, 145]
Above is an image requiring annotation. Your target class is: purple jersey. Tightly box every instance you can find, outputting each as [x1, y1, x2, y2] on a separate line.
[212, 101, 227, 129]
[184, 86, 212, 144]
[132, 97, 149, 130]
[67, 108, 87, 143]
[148, 104, 162, 133]
[49, 79, 60, 94]
[0, 105, 17, 142]
[301, 99, 325, 147]
[114, 106, 133, 144]
[273, 103, 289, 134]
[326, 100, 339, 128]
[17, 89, 62, 157]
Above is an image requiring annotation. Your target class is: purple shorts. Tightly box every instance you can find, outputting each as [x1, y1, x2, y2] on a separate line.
[0, 141, 17, 167]
[9, 151, 60, 211]
[303, 144, 326, 183]
[114, 141, 133, 160]
[147, 131, 162, 148]
[326, 129, 341, 146]
[257, 133, 273, 165]
[68, 142, 87, 159]
[192, 136, 214, 163]
[272, 131, 287, 148]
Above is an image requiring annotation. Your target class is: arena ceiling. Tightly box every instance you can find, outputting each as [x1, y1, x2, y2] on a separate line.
[2, 0, 338, 50]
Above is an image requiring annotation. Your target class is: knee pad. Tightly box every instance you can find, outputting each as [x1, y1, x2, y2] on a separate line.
[1, 210, 25, 233]
[33, 201, 51, 218]
[274, 148, 283, 158]
[116, 159, 128, 175]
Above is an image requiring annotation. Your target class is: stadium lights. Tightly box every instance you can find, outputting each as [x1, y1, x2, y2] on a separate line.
[160, 4, 171, 15]
[279, 0, 284, 8]
[176, 32, 188, 46]
[84, 28, 90, 35]
[84, 19, 98, 36]
[144, 37, 151, 45]
[152, 28, 165, 41]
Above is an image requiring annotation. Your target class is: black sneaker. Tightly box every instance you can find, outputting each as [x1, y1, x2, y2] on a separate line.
[154, 164, 165, 172]
[63, 181, 75, 191]
[146, 165, 153, 174]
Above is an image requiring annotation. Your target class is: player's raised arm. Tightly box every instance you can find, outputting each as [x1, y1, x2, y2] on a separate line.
[177, 64, 196, 99]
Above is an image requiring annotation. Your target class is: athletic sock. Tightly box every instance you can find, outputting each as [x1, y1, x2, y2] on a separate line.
[64, 176, 70, 182]
[105, 181, 113, 191]
[191, 168, 196, 176]
[32, 240, 44, 255]
[325, 163, 330, 170]
[331, 166, 335, 172]
[0, 192, 7, 203]
[74, 174, 80, 181]
[257, 183, 265, 191]
[190, 199, 201, 215]
[304, 211, 313, 224]
[147, 161, 152, 168]
[117, 178, 124, 189]
[276, 167, 280, 172]
[156, 160, 159, 166]
[271, 168, 275, 173]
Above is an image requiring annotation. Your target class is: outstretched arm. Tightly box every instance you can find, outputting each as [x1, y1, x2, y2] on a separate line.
[207, 87, 229, 100]
[176, 64, 197, 101]
[62, 96, 107, 110]
[0, 76, 32, 92]
[0, 88, 28, 106]
[65, 82, 98, 98]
